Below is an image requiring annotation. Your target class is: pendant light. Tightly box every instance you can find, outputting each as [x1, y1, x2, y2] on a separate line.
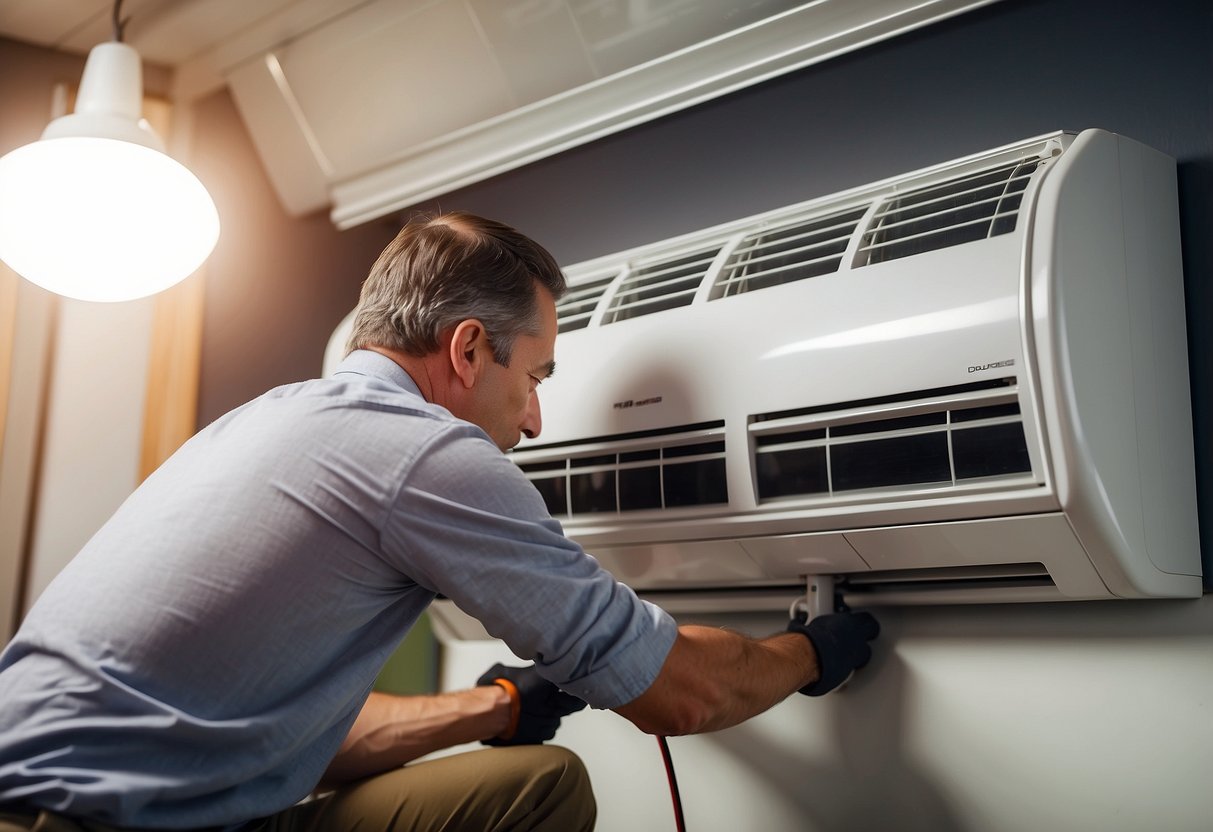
[0, 0, 219, 303]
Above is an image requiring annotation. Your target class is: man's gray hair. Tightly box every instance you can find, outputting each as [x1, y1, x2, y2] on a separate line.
[347, 212, 566, 365]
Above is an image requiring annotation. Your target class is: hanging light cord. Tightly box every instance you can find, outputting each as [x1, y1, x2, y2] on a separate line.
[111, 0, 128, 43]
[657, 736, 687, 832]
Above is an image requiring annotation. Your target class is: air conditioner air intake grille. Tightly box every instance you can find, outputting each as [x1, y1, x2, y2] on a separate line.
[557, 275, 614, 333]
[751, 383, 1032, 502]
[601, 246, 721, 324]
[855, 157, 1040, 266]
[516, 422, 728, 517]
[711, 206, 868, 298]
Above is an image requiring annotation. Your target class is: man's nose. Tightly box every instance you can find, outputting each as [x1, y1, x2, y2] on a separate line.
[521, 390, 542, 440]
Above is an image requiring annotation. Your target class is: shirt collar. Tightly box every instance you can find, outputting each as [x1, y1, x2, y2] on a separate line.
[332, 349, 424, 399]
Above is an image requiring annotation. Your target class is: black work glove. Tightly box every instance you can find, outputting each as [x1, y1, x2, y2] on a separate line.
[787, 610, 880, 696]
[477, 663, 587, 746]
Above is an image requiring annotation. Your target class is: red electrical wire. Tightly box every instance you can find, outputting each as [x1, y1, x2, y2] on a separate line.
[657, 735, 687, 832]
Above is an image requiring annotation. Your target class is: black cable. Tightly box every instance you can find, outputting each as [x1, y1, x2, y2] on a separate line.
[111, 0, 128, 43]
[657, 735, 687, 832]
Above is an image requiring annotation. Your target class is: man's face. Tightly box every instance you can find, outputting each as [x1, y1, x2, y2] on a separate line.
[468, 286, 558, 451]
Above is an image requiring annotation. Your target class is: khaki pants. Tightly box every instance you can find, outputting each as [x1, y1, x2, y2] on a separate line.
[0, 746, 595, 832]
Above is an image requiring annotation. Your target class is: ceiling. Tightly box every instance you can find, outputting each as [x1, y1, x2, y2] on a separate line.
[0, 0, 336, 98]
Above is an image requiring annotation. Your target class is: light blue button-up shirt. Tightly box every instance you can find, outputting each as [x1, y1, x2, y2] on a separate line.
[0, 350, 677, 829]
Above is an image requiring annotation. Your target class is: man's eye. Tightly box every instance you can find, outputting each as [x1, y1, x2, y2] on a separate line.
[528, 374, 543, 387]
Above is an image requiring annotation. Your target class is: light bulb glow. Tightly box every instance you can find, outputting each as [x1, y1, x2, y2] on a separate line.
[0, 137, 220, 303]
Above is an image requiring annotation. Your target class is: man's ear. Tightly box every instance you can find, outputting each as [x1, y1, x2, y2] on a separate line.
[448, 319, 488, 389]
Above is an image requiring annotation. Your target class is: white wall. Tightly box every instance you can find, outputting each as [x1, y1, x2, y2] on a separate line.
[435, 597, 1213, 832]
[21, 297, 154, 608]
[0, 284, 155, 633]
[0, 270, 55, 637]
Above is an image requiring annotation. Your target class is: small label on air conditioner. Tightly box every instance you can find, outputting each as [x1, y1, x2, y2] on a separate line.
[968, 359, 1015, 373]
[613, 396, 664, 410]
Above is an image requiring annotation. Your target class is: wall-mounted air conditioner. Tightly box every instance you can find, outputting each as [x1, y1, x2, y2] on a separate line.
[509, 128, 1200, 605]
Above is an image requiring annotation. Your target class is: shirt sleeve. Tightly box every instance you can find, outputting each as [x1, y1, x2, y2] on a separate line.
[380, 423, 678, 710]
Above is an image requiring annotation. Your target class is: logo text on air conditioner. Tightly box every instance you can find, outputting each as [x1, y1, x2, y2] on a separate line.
[968, 359, 1015, 374]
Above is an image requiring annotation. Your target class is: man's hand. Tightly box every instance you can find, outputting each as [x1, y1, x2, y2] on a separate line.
[477, 663, 587, 746]
[787, 610, 880, 696]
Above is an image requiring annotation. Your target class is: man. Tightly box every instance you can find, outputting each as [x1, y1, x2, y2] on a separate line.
[0, 213, 879, 831]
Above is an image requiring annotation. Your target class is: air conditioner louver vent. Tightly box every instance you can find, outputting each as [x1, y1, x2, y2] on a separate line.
[855, 157, 1041, 266]
[711, 206, 868, 298]
[841, 563, 1059, 605]
[751, 382, 1032, 502]
[601, 246, 721, 324]
[556, 275, 614, 333]
[514, 422, 728, 517]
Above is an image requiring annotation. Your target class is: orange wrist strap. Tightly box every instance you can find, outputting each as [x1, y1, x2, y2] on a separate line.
[492, 678, 521, 740]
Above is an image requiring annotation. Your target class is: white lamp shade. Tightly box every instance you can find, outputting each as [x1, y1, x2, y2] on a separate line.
[0, 137, 220, 303]
[0, 42, 220, 303]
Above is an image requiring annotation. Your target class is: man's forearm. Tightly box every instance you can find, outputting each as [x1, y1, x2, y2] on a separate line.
[322, 687, 512, 784]
[614, 624, 818, 736]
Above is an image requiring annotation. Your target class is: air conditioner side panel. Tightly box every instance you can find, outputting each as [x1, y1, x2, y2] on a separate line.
[1118, 137, 1200, 580]
[1031, 129, 1201, 598]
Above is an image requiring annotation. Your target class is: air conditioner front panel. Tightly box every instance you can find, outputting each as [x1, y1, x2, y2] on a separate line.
[842, 514, 1107, 597]
[518, 232, 1055, 541]
[535, 235, 1030, 446]
[585, 514, 1109, 601]
[591, 539, 771, 590]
